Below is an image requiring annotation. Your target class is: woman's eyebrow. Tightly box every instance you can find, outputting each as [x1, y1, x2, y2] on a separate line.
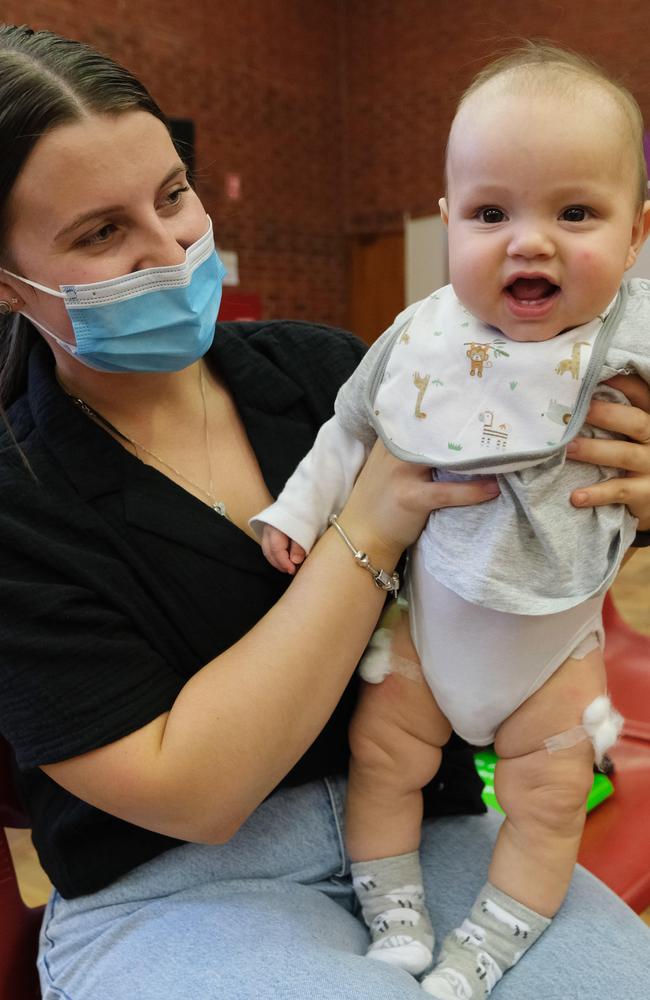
[53, 164, 188, 242]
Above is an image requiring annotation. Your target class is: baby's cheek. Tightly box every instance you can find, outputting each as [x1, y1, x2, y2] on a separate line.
[574, 249, 611, 286]
[576, 248, 596, 268]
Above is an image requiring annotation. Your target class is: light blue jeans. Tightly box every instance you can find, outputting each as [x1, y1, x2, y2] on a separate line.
[38, 776, 650, 999]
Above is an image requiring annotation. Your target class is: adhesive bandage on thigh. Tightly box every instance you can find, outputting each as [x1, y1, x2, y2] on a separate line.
[357, 628, 424, 685]
[544, 694, 623, 767]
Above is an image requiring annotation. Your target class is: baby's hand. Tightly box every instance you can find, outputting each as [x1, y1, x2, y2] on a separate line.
[261, 525, 307, 575]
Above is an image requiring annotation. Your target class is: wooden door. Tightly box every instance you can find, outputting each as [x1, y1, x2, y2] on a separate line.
[347, 232, 405, 345]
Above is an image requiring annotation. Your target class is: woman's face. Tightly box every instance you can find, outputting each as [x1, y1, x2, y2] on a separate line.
[2, 110, 209, 345]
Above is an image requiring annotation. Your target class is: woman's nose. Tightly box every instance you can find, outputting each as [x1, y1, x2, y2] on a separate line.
[507, 224, 554, 259]
[133, 225, 189, 271]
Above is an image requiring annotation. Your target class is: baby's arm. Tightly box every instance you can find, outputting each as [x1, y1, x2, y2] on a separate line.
[251, 305, 418, 569]
[250, 412, 372, 557]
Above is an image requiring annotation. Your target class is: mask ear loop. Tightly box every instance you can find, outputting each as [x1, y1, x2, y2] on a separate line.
[0, 270, 74, 351]
[18, 311, 78, 355]
[0, 267, 66, 297]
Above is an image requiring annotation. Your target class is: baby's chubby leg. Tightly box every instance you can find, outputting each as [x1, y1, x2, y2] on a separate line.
[347, 619, 452, 860]
[422, 646, 609, 999]
[490, 645, 607, 917]
[347, 604, 451, 974]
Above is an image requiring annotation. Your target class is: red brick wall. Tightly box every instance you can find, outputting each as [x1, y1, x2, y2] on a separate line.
[343, 0, 650, 233]
[3, 2, 649, 325]
[0, 2, 347, 324]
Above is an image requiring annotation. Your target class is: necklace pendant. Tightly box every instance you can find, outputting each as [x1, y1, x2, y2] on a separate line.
[212, 501, 227, 517]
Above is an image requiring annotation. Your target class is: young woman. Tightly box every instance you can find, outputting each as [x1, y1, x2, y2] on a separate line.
[0, 26, 648, 999]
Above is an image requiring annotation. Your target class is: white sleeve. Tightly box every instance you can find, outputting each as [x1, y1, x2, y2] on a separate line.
[249, 414, 370, 552]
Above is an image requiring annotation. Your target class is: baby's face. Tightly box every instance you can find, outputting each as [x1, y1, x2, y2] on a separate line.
[440, 88, 650, 341]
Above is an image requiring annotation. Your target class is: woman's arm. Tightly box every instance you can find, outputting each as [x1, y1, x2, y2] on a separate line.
[567, 374, 650, 531]
[42, 443, 498, 844]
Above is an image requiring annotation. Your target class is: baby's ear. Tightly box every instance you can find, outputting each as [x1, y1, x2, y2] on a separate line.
[626, 198, 650, 269]
[438, 198, 449, 226]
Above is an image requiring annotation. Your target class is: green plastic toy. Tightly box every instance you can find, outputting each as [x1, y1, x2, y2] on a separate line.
[473, 749, 614, 814]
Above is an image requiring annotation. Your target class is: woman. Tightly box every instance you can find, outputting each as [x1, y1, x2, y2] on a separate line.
[0, 26, 648, 1000]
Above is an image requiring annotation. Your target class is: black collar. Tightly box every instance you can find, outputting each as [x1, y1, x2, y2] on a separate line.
[26, 322, 306, 502]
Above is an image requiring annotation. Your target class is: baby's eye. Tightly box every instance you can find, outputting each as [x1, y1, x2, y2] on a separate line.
[561, 206, 589, 222]
[477, 207, 505, 224]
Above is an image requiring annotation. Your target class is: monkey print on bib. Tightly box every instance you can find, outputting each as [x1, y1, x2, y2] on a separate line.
[370, 286, 611, 472]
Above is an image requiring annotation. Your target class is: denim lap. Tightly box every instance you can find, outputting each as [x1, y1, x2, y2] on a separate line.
[38, 778, 650, 1000]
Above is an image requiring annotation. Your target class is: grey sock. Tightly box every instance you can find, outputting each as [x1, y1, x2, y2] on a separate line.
[351, 851, 434, 976]
[421, 881, 551, 998]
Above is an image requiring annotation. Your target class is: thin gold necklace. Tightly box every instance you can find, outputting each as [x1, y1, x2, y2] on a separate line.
[64, 364, 230, 518]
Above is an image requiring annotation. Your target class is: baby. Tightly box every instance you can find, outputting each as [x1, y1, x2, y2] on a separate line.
[252, 43, 650, 999]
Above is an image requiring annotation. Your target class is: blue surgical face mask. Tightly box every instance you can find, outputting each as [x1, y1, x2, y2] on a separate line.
[2, 218, 226, 373]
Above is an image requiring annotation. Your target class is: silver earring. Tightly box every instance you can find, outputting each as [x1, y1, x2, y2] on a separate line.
[0, 297, 18, 315]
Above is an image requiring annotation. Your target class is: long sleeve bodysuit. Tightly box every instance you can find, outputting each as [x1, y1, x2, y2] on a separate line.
[252, 280, 650, 743]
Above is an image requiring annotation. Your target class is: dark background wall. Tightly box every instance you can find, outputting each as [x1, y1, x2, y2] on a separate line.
[342, 0, 650, 235]
[2, 1, 649, 327]
[0, 1, 346, 324]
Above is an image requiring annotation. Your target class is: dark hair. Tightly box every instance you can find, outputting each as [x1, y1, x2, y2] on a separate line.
[0, 25, 169, 408]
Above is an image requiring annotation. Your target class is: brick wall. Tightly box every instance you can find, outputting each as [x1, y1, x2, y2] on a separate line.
[343, 0, 650, 233]
[3, 2, 649, 326]
[0, 1, 347, 325]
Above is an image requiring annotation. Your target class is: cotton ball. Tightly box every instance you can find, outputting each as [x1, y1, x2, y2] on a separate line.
[583, 694, 610, 726]
[582, 695, 623, 764]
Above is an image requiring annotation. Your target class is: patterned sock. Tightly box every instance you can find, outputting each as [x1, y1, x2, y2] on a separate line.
[351, 851, 434, 975]
[421, 882, 551, 999]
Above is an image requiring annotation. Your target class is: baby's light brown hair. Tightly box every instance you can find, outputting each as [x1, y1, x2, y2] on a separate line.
[446, 41, 648, 208]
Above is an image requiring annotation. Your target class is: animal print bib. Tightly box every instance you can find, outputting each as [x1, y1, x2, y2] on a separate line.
[367, 285, 621, 473]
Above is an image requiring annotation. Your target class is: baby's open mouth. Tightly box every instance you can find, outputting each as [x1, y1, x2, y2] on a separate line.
[506, 277, 560, 303]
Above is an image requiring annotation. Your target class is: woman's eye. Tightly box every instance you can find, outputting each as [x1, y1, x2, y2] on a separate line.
[79, 224, 115, 246]
[165, 185, 190, 206]
[561, 206, 588, 222]
[478, 207, 505, 224]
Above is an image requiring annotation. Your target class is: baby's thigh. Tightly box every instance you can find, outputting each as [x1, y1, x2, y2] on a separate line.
[349, 670, 451, 783]
[494, 647, 606, 760]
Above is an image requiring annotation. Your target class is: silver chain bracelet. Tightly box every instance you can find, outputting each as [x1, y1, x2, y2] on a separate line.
[328, 514, 400, 597]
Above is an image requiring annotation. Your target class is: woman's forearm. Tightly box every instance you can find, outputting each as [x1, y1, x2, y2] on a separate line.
[42, 453, 497, 841]
[156, 525, 396, 839]
[42, 520, 401, 841]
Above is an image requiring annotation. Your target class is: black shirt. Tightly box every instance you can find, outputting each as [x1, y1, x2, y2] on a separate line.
[0, 321, 483, 898]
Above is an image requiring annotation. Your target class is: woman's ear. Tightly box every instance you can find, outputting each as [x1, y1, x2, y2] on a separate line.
[438, 197, 449, 227]
[625, 199, 650, 270]
[0, 282, 22, 315]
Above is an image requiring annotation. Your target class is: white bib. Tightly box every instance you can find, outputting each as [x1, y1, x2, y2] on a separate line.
[368, 286, 619, 474]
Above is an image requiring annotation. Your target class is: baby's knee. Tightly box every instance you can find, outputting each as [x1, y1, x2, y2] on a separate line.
[349, 681, 445, 790]
[496, 748, 594, 835]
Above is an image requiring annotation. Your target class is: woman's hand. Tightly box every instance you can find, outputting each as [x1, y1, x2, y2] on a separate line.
[340, 438, 500, 561]
[567, 374, 650, 530]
